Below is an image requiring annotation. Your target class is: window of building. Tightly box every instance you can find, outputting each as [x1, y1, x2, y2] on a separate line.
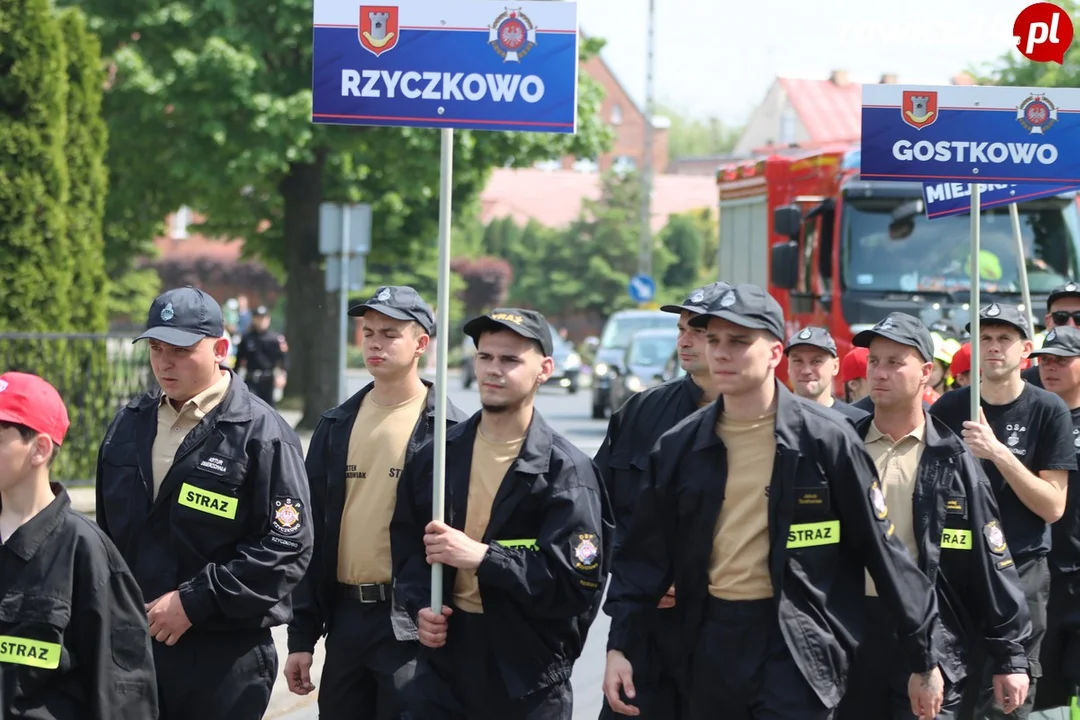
[172, 206, 192, 239]
[572, 157, 599, 173]
[610, 104, 623, 126]
[780, 107, 797, 145]
[612, 155, 637, 174]
[533, 159, 561, 171]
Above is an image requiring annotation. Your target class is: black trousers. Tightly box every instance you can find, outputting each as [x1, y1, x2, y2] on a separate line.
[318, 598, 418, 720]
[686, 597, 833, 720]
[838, 597, 964, 720]
[246, 375, 275, 408]
[1034, 570, 1080, 710]
[961, 554, 1050, 720]
[405, 610, 573, 720]
[153, 627, 276, 720]
[599, 607, 686, 719]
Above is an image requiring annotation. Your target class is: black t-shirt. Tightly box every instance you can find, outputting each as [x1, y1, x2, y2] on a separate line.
[929, 384, 1076, 558]
[1022, 364, 1043, 388]
[1051, 407, 1080, 577]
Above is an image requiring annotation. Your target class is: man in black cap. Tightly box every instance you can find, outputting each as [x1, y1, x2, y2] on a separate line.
[603, 283, 944, 720]
[840, 312, 1031, 719]
[594, 281, 727, 720]
[1023, 281, 1080, 389]
[1027, 326, 1080, 714]
[95, 286, 314, 720]
[236, 305, 288, 407]
[784, 326, 868, 425]
[930, 302, 1075, 719]
[391, 308, 613, 720]
[285, 286, 467, 720]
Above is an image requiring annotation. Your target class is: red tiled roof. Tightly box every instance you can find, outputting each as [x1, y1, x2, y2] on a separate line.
[778, 77, 863, 145]
[480, 167, 715, 231]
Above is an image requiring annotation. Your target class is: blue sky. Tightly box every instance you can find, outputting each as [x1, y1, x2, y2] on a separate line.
[578, 0, 1038, 124]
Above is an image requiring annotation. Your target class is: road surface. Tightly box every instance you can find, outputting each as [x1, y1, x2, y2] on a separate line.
[271, 370, 614, 720]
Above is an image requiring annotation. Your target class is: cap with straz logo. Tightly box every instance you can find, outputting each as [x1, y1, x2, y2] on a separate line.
[463, 308, 554, 356]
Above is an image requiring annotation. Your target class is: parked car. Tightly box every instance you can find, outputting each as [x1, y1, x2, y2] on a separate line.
[461, 321, 582, 394]
[608, 327, 679, 413]
[589, 310, 679, 419]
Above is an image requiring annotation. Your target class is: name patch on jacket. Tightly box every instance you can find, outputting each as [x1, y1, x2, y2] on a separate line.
[272, 497, 303, 535]
[941, 528, 972, 550]
[197, 455, 230, 477]
[179, 483, 238, 519]
[945, 496, 967, 516]
[787, 520, 840, 548]
[0, 636, 61, 669]
[795, 487, 830, 511]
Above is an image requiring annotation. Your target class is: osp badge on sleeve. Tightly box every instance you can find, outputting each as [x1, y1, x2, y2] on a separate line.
[869, 481, 889, 521]
[572, 532, 599, 572]
[272, 496, 303, 536]
[984, 521, 1008, 554]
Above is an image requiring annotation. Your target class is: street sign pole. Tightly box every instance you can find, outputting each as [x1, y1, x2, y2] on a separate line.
[970, 184, 981, 423]
[338, 210, 351, 405]
[431, 128, 454, 614]
[1009, 202, 1036, 333]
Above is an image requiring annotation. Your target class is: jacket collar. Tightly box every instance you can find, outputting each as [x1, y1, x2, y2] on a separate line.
[691, 380, 803, 452]
[130, 370, 253, 424]
[680, 374, 705, 405]
[0, 484, 69, 562]
[322, 378, 437, 422]
[451, 408, 553, 476]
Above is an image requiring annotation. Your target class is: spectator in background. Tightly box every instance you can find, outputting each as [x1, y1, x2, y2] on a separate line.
[236, 295, 253, 336]
[841, 346, 870, 403]
[951, 343, 972, 389]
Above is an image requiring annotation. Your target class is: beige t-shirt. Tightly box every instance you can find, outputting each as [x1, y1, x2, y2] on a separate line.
[152, 371, 231, 498]
[864, 421, 926, 596]
[452, 430, 524, 614]
[336, 392, 426, 585]
[708, 412, 776, 601]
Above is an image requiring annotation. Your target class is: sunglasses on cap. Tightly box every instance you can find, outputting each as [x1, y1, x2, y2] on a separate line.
[1050, 311, 1080, 326]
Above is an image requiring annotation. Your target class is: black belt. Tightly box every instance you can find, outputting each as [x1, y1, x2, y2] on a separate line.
[338, 582, 391, 604]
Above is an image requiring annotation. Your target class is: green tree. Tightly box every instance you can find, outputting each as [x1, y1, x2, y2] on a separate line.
[659, 212, 702, 289]
[72, 0, 615, 427]
[972, 2, 1079, 87]
[0, 0, 73, 331]
[657, 103, 741, 161]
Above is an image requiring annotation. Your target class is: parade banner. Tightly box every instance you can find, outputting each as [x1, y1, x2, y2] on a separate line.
[921, 181, 1078, 219]
[862, 85, 1080, 184]
[312, 0, 579, 133]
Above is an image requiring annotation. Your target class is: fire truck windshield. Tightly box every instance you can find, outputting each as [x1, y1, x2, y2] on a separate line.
[841, 195, 1080, 296]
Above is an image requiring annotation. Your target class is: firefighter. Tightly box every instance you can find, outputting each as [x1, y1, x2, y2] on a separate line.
[840, 346, 870, 403]
[285, 286, 467, 719]
[0, 372, 158, 719]
[603, 283, 944, 720]
[784, 326, 868, 424]
[593, 282, 727, 720]
[951, 343, 972, 389]
[839, 313, 1031, 719]
[391, 308, 613, 720]
[95, 286, 313, 720]
[1028, 327, 1080, 714]
[930, 302, 1076, 719]
[1023, 281, 1080, 389]
[235, 305, 288, 408]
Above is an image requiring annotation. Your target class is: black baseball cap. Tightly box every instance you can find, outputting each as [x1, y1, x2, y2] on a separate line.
[785, 326, 838, 356]
[965, 302, 1030, 339]
[253, 305, 269, 316]
[852, 312, 935, 362]
[463, 308, 554, 356]
[349, 286, 435, 334]
[660, 281, 730, 315]
[1030, 326, 1080, 358]
[688, 284, 785, 340]
[135, 286, 225, 347]
[1047, 281, 1080, 311]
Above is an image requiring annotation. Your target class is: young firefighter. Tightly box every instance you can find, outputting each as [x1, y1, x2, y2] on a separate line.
[840, 313, 1031, 719]
[0, 372, 158, 719]
[784, 326, 868, 424]
[603, 284, 944, 720]
[594, 282, 727, 720]
[930, 302, 1076, 719]
[391, 309, 613, 720]
[1028, 326, 1080, 715]
[285, 286, 467, 719]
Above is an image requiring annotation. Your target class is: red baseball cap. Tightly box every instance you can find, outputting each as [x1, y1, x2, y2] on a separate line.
[0, 372, 70, 446]
[839, 347, 869, 383]
[950, 343, 972, 378]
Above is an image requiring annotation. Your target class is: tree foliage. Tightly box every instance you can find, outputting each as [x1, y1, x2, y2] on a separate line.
[451, 255, 513, 318]
[660, 213, 703, 289]
[71, 0, 615, 426]
[657, 102, 741, 161]
[972, 2, 1080, 87]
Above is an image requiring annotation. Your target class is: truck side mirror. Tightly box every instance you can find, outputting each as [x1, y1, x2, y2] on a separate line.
[770, 241, 799, 290]
[773, 205, 802, 238]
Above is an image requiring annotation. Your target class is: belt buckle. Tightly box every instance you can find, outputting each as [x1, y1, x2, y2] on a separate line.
[358, 584, 386, 604]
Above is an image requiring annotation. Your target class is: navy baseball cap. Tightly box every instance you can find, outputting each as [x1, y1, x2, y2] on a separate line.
[965, 302, 1030, 339]
[688, 284, 785, 340]
[660, 281, 731, 315]
[785, 327, 838, 356]
[349, 286, 435, 334]
[463, 308, 554, 356]
[135, 286, 225, 347]
[853, 312, 935, 362]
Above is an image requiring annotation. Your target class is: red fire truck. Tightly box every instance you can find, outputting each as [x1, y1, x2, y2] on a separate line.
[716, 144, 1080, 386]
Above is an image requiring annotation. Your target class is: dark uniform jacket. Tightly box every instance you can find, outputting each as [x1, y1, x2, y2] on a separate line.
[391, 410, 615, 700]
[236, 329, 287, 374]
[95, 372, 313, 630]
[1, 486, 158, 720]
[287, 380, 467, 653]
[853, 412, 1031, 681]
[605, 382, 939, 709]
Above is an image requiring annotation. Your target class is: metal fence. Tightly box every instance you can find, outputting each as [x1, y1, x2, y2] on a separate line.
[0, 333, 157, 485]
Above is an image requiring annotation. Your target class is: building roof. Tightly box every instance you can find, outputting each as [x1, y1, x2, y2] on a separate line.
[778, 76, 862, 145]
[479, 167, 716, 232]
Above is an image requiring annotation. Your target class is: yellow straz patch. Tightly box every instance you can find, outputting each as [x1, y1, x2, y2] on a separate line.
[178, 483, 238, 519]
[787, 521, 840, 548]
[495, 538, 539, 551]
[0, 636, 61, 669]
[941, 528, 973, 550]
